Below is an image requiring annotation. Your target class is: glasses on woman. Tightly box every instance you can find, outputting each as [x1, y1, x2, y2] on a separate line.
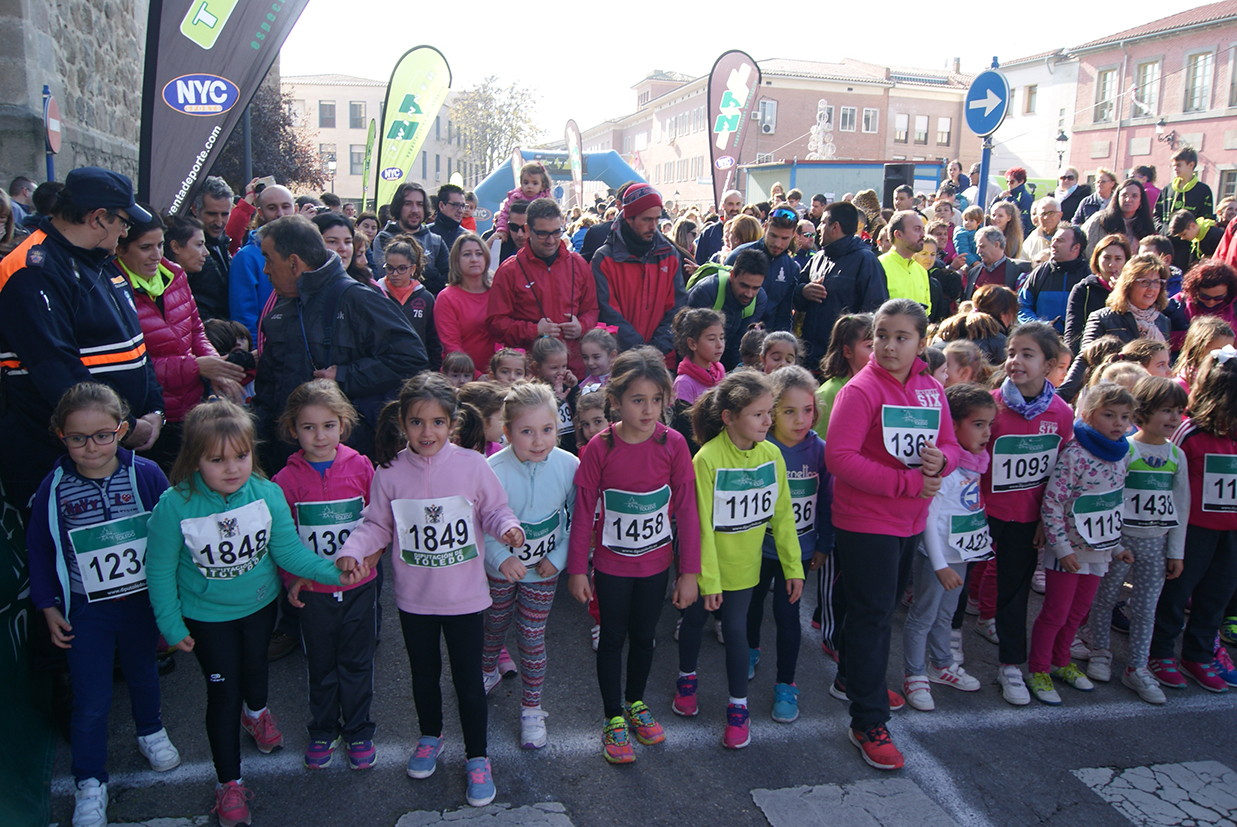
[385, 263, 413, 275]
[1197, 289, 1228, 305]
[1133, 278, 1167, 289]
[60, 425, 123, 448]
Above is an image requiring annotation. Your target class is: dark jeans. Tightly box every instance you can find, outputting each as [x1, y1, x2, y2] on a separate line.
[680, 585, 755, 699]
[185, 600, 278, 783]
[398, 610, 487, 759]
[64, 593, 163, 782]
[746, 556, 803, 685]
[989, 517, 1039, 666]
[834, 528, 916, 731]
[300, 581, 377, 741]
[594, 567, 668, 719]
[1152, 525, 1237, 663]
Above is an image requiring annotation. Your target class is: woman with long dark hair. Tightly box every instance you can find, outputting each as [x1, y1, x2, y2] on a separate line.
[1084, 179, 1156, 251]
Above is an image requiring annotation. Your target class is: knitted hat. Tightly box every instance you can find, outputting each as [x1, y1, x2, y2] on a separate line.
[622, 184, 663, 219]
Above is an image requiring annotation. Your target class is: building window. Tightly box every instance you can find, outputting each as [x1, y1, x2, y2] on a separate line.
[291, 99, 306, 121]
[839, 107, 857, 132]
[435, 117, 441, 140]
[913, 115, 928, 145]
[622, 135, 633, 155]
[435, 154, 441, 181]
[1133, 61, 1160, 117]
[421, 151, 427, 179]
[937, 117, 952, 146]
[1184, 51, 1214, 113]
[862, 108, 878, 133]
[755, 152, 773, 164]
[1094, 68, 1117, 123]
[664, 161, 672, 181]
[349, 101, 366, 129]
[349, 144, 364, 176]
[1024, 85, 1037, 114]
[1221, 170, 1237, 200]
[318, 101, 336, 129]
[894, 113, 908, 143]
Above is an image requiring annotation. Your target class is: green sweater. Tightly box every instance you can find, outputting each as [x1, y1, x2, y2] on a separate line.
[693, 430, 804, 595]
[146, 473, 342, 645]
[814, 375, 850, 439]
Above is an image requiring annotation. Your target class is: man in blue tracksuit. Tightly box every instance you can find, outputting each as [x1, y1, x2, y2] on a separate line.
[229, 185, 297, 342]
[725, 206, 801, 332]
[1017, 224, 1090, 333]
[686, 248, 769, 370]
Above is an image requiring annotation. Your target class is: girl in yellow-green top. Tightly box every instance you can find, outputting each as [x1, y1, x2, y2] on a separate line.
[674, 370, 804, 750]
[814, 314, 874, 439]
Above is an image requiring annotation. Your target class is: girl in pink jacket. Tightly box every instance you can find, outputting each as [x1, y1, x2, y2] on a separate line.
[337, 373, 523, 808]
[271, 380, 377, 771]
[494, 162, 552, 239]
[825, 298, 961, 772]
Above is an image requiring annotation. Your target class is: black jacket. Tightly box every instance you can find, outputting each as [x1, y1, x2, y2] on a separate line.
[430, 213, 464, 259]
[188, 231, 232, 320]
[686, 276, 768, 371]
[1059, 184, 1092, 223]
[254, 254, 427, 463]
[796, 235, 888, 371]
[1058, 307, 1171, 402]
[1063, 275, 1113, 355]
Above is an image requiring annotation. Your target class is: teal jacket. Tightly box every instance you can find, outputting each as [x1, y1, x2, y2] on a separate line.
[146, 473, 342, 645]
[483, 445, 578, 582]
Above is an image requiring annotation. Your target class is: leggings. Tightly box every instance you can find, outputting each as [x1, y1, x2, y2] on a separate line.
[1152, 525, 1237, 663]
[904, 554, 966, 676]
[482, 577, 558, 707]
[299, 581, 377, 742]
[593, 568, 669, 719]
[989, 517, 1040, 666]
[398, 610, 487, 759]
[1089, 534, 1167, 667]
[185, 600, 278, 783]
[1029, 570, 1101, 674]
[745, 556, 802, 685]
[680, 586, 755, 699]
[814, 551, 843, 653]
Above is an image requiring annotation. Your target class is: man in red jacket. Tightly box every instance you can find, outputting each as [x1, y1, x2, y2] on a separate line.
[486, 198, 598, 377]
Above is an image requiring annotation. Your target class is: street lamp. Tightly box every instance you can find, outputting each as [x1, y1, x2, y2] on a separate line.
[1155, 118, 1178, 149]
[327, 156, 337, 193]
[1055, 130, 1069, 168]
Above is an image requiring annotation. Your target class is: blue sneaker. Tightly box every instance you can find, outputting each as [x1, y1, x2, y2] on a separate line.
[748, 648, 760, 680]
[406, 735, 443, 779]
[1111, 600, 1130, 634]
[465, 756, 496, 807]
[1214, 639, 1237, 688]
[304, 736, 340, 769]
[772, 683, 800, 723]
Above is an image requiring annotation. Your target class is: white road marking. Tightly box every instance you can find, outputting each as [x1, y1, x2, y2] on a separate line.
[1073, 761, 1237, 826]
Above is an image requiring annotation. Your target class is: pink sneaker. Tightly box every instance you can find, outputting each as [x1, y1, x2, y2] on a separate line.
[240, 709, 283, 754]
[1181, 659, 1229, 693]
[672, 674, 698, 717]
[722, 703, 750, 749]
[1149, 658, 1188, 689]
[497, 646, 518, 677]
[212, 780, 253, 827]
[821, 641, 839, 662]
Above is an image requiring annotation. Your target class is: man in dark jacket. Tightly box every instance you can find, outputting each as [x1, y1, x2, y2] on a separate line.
[966, 226, 1032, 298]
[592, 184, 685, 354]
[0, 167, 165, 516]
[696, 189, 743, 264]
[375, 182, 449, 293]
[188, 175, 235, 320]
[1017, 224, 1090, 333]
[725, 206, 801, 331]
[796, 201, 888, 371]
[1055, 167, 1092, 223]
[686, 248, 769, 370]
[254, 216, 426, 467]
[431, 183, 467, 255]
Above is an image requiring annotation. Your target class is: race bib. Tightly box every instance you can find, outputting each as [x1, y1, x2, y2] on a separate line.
[509, 510, 563, 568]
[180, 500, 271, 580]
[1203, 454, 1237, 513]
[948, 510, 993, 561]
[882, 405, 940, 467]
[393, 496, 478, 568]
[557, 399, 575, 435]
[990, 434, 1061, 492]
[783, 476, 818, 536]
[602, 486, 672, 556]
[713, 462, 778, 533]
[1123, 471, 1178, 528]
[1072, 489, 1124, 551]
[296, 497, 364, 559]
[69, 512, 150, 602]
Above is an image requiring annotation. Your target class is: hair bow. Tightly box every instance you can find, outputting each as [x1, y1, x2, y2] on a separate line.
[1211, 344, 1237, 364]
[595, 323, 619, 334]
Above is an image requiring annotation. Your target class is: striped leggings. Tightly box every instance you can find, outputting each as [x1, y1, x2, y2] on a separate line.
[482, 577, 558, 708]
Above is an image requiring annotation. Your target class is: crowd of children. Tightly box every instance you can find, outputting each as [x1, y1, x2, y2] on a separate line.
[37, 277, 1237, 824]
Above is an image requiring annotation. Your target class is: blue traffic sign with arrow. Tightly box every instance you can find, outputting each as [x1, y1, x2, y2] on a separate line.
[964, 70, 1010, 137]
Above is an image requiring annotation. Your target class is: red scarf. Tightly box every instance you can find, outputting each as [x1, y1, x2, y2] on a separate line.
[676, 358, 725, 388]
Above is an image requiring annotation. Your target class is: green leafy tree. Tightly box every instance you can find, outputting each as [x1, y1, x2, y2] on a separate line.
[453, 77, 544, 177]
[209, 85, 324, 192]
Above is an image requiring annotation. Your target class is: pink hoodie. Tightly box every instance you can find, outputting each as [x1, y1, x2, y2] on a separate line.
[494, 185, 552, 234]
[337, 442, 521, 615]
[273, 445, 376, 594]
[825, 354, 961, 537]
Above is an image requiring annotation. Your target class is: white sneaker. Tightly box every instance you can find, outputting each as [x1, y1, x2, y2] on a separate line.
[483, 669, 501, 695]
[1086, 650, 1113, 683]
[714, 618, 725, 644]
[590, 624, 600, 652]
[929, 662, 981, 692]
[996, 664, 1030, 705]
[73, 778, 108, 827]
[520, 707, 548, 749]
[1122, 666, 1167, 705]
[903, 676, 934, 711]
[975, 617, 1000, 644]
[950, 629, 965, 665]
[136, 726, 181, 771]
[1070, 635, 1093, 661]
[964, 596, 980, 616]
[1031, 568, 1046, 594]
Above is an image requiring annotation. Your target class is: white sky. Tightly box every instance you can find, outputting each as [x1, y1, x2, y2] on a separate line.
[281, 0, 1204, 139]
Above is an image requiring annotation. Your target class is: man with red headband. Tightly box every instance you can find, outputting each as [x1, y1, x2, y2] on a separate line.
[591, 184, 686, 354]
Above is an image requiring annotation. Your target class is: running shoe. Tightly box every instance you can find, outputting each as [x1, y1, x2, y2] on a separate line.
[483, 669, 501, 696]
[772, 683, 799, 723]
[848, 724, 903, 770]
[602, 716, 634, 763]
[406, 735, 444, 779]
[1051, 663, 1094, 691]
[1220, 616, 1237, 647]
[723, 703, 750, 749]
[928, 662, 981, 691]
[497, 646, 517, 677]
[346, 739, 376, 770]
[1028, 672, 1062, 705]
[975, 617, 999, 644]
[303, 736, 340, 770]
[1149, 657, 1188, 689]
[903, 676, 934, 711]
[1122, 666, 1167, 705]
[996, 664, 1030, 705]
[521, 708, 548, 749]
[624, 700, 665, 745]
[1181, 659, 1229, 693]
[136, 727, 181, 771]
[1085, 649, 1112, 683]
[964, 596, 979, 616]
[212, 780, 253, 827]
[672, 674, 698, 717]
[73, 779, 108, 827]
[240, 708, 283, 754]
[1213, 640, 1237, 687]
[464, 757, 496, 807]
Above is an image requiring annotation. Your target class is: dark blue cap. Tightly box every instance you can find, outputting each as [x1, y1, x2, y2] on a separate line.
[62, 167, 153, 223]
